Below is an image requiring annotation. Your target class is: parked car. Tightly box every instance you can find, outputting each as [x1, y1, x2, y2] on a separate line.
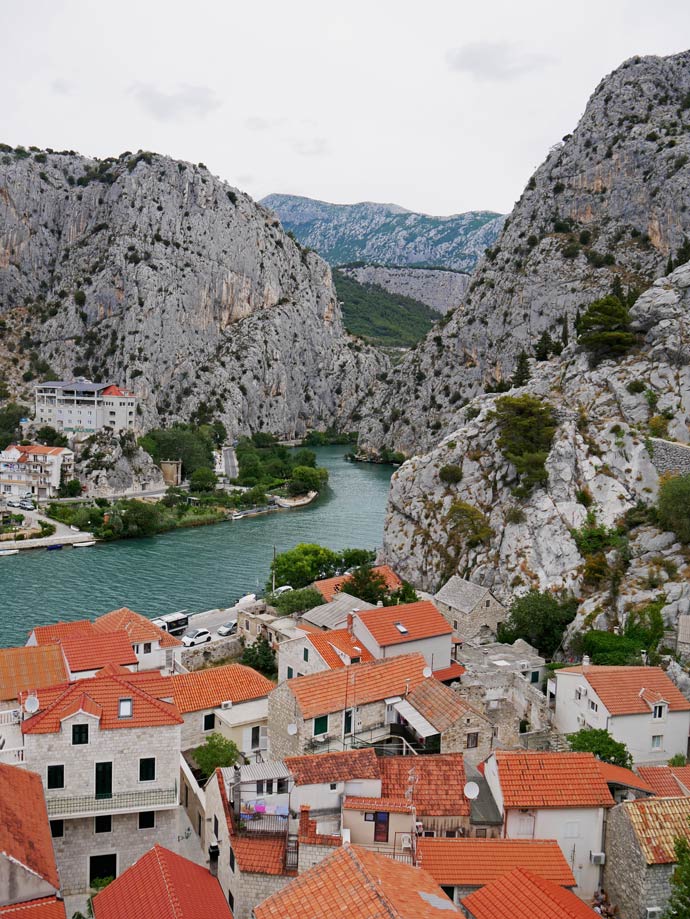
[217, 620, 237, 636]
[274, 585, 294, 595]
[19, 501, 35, 511]
[181, 628, 212, 647]
[6, 500, 22, 508]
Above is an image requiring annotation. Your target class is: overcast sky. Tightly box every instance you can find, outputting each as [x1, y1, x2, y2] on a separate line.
[2, 1, 689, 215]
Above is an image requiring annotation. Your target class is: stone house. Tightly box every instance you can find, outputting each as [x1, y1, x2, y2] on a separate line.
[237, 607, 302, 650]
[20, 671, 183, 896]
[552, 664, 690, 764]
[433, 576, 507, 645]
[457, 639, 545, 687]
[603, 796, 690, 919]
[462, 866, 600, 919]
[416, 837, 575, 906]
[0, 762, 65, 916]
[483, 750, 615, 898]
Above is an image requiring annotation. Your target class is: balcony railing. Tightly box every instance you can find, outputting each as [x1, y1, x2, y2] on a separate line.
[0, 747, 25, 764]
[0, 709, 20, 726]
[46, 785, 178, 818]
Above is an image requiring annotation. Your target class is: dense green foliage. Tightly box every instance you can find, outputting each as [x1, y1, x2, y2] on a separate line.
[492, 395, 556, 493]
[36, 426, 69, 447]
[236, 434, 328, 495]
[658, 475, 690, 544]
[303, 430, 357, 446]
[240, 637, 277, 677]
[439, 464, 463, 484]
[139, 424, 217, 477]
[568, 728, 633, 769]
[332, 270, 437, 347]
[0, 403, 29, 449]
[266, 587, 324, 616]
[193, 732, 241, 780]
[663, 834, 690, 919]
[498, 590, 577, 657]
[577, 294, 636, 360]
[189, 467, 218, 492]
[59, 479, 83, 498]
[511, 350, 531, 386]
[269, 543, 375, 590]
[580, 596, 665, 664]
[445, 500, 493, 549]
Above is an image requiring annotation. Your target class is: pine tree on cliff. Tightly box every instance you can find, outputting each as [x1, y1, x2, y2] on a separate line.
[511, 351, 531, 387]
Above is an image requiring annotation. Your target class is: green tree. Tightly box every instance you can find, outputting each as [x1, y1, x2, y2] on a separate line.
[139, 424, 214, 477]
[345, 566, 389, 604]
[117, 499, 165, 538]
[386, 581, 420, 606]
[269, 543, 341, 589]
[665, 834, 690, 919]
[193, 732, 241, 780]
[577, 294, 636, 360]
[534, 331, 555, 361]
[36, 425, 68, 447]
[59, 478, 82, 498]
[0, 403, 29, 450]
[341, 548, 376, 568]
[267, 587, 324, 616]
[498, 590, 577, 657]
[492, 395, 556, 492]
[189, 466, 218, 493]
[568, 728, 633, 769]
[287, 465, 326, 496]
[658, 475, 690, 544]
[240, 637, 277, 677]
[511, 351, 531, 387]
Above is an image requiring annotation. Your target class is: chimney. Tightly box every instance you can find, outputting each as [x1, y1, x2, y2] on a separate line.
[347, 612, 354, 635]
[582, 655, 591, 668]
[208, 841, 219, 877]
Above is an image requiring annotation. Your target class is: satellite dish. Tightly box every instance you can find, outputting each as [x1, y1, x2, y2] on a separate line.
[422, 666, 433, 678]
[287, 723, 297, 736]
[24, 694, 39, 714]
[463, 781, 480, 801]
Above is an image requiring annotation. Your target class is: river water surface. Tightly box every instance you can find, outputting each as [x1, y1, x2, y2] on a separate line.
[0, 447, 393, 647]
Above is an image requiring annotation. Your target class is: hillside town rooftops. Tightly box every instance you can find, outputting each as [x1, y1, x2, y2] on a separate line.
[623, 796, 690, 864]
[306, 628, 374, 667]
[558, 664, 690, 715]
[356, 601, 452, 647]
[59, 632, 138, 672]
[457, 639, 543, 675]
[595, 761, 655, 794]
[0, 644, 69, 701]
[299, 592, 376, 630]
[637, 764, 690, 797]
[93, 607, 182, 648]
[463, 867, 598, 919]
[493, 751, 615, 809]
[285, 748, 380, 785]
[380, 753, 470, 816]
[5, 443, 72, 457]
[0, 900, 67, 919]
[169, 664, 274, 713]
[313, 565, 403, 603]
[405, 678, 474, 734]
[29, 620, 96, 645]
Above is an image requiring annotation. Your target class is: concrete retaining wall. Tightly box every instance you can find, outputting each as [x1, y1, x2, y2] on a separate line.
[181, 636, 243, 671]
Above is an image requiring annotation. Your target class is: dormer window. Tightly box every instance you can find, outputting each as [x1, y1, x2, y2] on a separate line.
[118, 698, 133, 719]
[653, 704, 666, 720]
[394, 622, 408, 635]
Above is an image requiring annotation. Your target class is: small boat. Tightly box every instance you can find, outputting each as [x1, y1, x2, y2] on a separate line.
[73, 540, 96, 548]
[46, 544, 63, 551]
[0, 549, 19, 557]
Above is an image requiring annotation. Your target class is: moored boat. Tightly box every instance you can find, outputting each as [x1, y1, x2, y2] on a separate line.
[73, 540, 96, 548]
[0, 549, 19, 557]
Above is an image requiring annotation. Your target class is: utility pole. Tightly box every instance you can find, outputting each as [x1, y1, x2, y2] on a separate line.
[272, 545, 276, 593]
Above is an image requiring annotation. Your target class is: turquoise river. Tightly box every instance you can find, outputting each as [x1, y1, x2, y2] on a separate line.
[0, 447, 393, 648]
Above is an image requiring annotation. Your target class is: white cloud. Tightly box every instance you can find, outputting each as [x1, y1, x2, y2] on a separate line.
[51, 78, 73, 96]
[129, 83, 221, 122]
[291, 137, 331, 157]
[446, 41, 555, 81]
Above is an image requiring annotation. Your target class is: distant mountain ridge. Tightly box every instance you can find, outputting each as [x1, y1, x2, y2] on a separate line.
[261, 194, 505, 272]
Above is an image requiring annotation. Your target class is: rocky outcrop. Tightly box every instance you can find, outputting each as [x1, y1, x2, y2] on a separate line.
[382, 263, 690, 639]
[338, 265, 469, 314]
[360, 50, 690, 457]
[261, 194, 504, 271]
[0, 148, 382, 438]
[74, 430, 165, 497]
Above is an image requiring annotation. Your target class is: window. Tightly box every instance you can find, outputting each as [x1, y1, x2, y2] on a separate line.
[266, 779, 275, 794]
[47, 765, 64, 789]
[244, 621, 250, 631]
[652, 735, 663, 750]
[118, 698, 133, 719]
[251, 725, 260, 749]
[351, 657, 360, 664]
[229, 847, 235, 872]
[423, 830, 436, 838]
[452, 620, 458, 630]
[475, 828, 487, 838]
[486, 599, 491, 607]
[277, 778, 288, 794]
[143, 642, 152, 654]
[256, 780, 264, 795]
[214, 815, 219, 839]
[139, 758, 156, 782]
[287, 666, 294, 679]
[203, 713, 215, 732]
[72, 724, 89, 745]
[138, 811, 155, 830]
[531, 671, 540, 684]
[303, 648, 309, 662]
[228, 891, 234, 911]
[330, 782, 338, 791]
[653, 704, 666, 720]
[314, 714, 328, 736]
[465, 732, 479, 749]
[589, 700, 598, 712]
[441, 886, 455, 902]
[95, 815, 112, 834]
[50, 819, 64, 838]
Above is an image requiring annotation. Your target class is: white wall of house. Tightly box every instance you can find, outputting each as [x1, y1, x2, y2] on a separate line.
[184, 697, 268, 754]
[278, 636, 326, 682]
[292, 777, 381, 814]
[131, 640, 167, 671]
[351, 621, 451, 670]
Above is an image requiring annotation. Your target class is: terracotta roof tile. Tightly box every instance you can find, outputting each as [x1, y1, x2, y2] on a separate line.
[559, 665, 690, 715]
[30, 620, 96, 644]
[0, 645, 69, 702]
[59, 632, 138, 672]
[288, 654, 428, 719]
[356, 601, 452, 647]
[343, 796, 412, 813]
[636, 766, 686, 796]
[432, 661, 466, 682]
[254, 844, 461, 919]
[314, 566, 403, 602]
[170, 664, 274, 713]
[380, 754, 470, 816]
[0, 900, 67, 919]
[10, 444, 70, 456]
[285, 749, 380, 785]
[92, 844, 232, 919]
[22, 674, 182, 734]
[463, 867, 599, 919]
[595, 761, 655, 793]
[668, 766, 690, 792]
[298, 806, 341, 847]
[94, 607, 182, 648]
[624, 796, 690, 863]
[406, 679, 473, 733]
[495, 751, 615, 809]
[0, 763, 60, 890]
[307, 629, 374, 668]
[416, 837, 576, 887]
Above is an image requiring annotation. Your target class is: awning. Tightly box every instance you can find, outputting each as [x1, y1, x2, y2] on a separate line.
[392, 699, 438, 738]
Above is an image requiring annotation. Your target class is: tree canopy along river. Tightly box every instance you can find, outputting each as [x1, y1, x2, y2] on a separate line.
[0, 447, 393, 648]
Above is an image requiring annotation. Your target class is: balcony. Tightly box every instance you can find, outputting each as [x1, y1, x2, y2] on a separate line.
[46, 785, 178, 819]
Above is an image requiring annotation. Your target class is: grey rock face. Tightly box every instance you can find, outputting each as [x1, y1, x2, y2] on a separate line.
[74, 431, 165, 497]
[359, 50, 690, 457]
[0, 149, 382, 438]
[261, 194, 504, 271]
[338, 265, 470, 314]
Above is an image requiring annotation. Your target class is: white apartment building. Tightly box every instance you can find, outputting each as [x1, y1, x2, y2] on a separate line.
[0, 443, 74, 499]
[35, 378, 137, 433]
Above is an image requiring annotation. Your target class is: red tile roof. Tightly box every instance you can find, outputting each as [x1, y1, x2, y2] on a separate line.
[0, 900, 67, 919]
[0, 763, 60, 890]
[314, 565, 403, 602]
[170, 664, 274, 713]
[9, 444, 70, 457]
[307, 629, 374, 668]
[30, 621, 96, 645]
[624, 796, 690, 863]
[343, 796, 412, 813]
[254, 844, 461, 919]
[416, 837, 576, 887]
[286, 749, 380, 785]
[463, 867, 598, 919]
[92, 844, 232, 919]
[494, 751, 615, 809]
[406, 679, 475, 733]
[432, 661, 466, 682]
[298, 806, 341, 847]
[637, 765, 690, 797]
[596, 761, 655, 794]
[559, 665, 690, 715]
[288, 653, 428, 719]
[60, 631, 139, 673]
[22, 674, 182, 734]
[0, 645, 69, 702]
[380, 754, 470, 816]
[94, 607, 182, 648]
[356, 601, 452, 647]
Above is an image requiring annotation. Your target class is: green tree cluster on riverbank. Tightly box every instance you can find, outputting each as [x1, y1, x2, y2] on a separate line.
[236, 434, 328, 494]
[47, 497, 225, 540]
[269, 543, 375, 590]
[139, 422, 224, 478]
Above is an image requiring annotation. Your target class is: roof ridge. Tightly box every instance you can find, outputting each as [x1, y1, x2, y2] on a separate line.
[347, 847, 399, 919]
[109, 672, 183, 722]
[153, 844, 184, 919]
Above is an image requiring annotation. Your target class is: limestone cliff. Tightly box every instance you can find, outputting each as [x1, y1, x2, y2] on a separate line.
[338, 266, 469, 314]
[360, 50, 690, 457]
[0, 147, 381, 438]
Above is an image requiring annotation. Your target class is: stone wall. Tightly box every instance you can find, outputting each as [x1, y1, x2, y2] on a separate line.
[440, 707, 493, 767]
[649, 438, 690, 477]
[181, 636, 243, 671]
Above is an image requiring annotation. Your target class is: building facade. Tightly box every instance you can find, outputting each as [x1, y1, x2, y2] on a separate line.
[35, 379, 137, 433]
[0, 444, 74, 499]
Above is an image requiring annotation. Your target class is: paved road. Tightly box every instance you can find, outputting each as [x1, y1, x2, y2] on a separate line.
[183, 597, 263, 642]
